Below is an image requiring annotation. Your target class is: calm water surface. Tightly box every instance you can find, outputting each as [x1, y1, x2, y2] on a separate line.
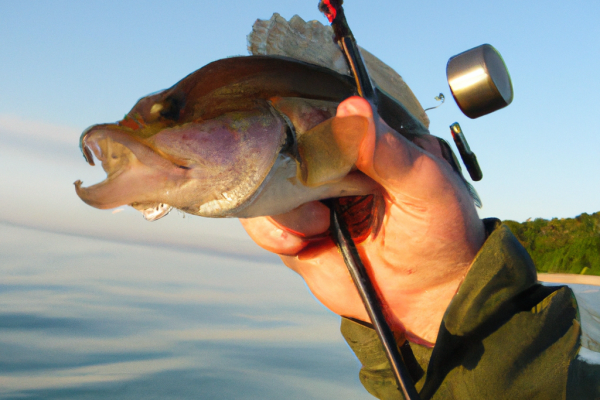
[3, 223, 599, 399]
[0, 223, 370, 399]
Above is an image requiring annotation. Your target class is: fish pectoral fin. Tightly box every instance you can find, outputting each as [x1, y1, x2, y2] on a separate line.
[296, 115, 368, 187]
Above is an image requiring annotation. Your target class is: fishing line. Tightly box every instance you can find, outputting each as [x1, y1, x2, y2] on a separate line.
[424, 93, 446, 112]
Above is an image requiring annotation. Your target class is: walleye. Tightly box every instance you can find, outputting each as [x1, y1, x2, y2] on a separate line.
[75, 55, 429, 222]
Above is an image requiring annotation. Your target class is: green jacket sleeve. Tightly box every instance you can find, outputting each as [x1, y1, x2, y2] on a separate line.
[341, 220, 600, 399]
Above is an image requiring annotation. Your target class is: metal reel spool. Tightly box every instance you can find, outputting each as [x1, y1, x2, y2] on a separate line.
[447, 44, 513, 119]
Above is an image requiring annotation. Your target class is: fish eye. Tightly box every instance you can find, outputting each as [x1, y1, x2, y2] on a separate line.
[149, 103, 164, 114]
[158, 96, 183, 121]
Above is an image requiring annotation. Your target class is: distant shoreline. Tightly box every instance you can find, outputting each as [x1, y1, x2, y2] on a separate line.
[538, 273, 600, 286]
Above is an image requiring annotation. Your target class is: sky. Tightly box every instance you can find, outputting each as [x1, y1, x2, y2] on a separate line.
[1, 0, 599, 248]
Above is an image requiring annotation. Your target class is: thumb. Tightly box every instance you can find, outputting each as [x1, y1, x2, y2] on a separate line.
[336, 97, 422, 193]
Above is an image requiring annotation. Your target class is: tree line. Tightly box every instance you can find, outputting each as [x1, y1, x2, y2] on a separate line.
[503, 212, 600, 276]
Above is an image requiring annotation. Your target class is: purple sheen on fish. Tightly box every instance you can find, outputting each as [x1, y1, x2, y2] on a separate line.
[75, 56, 425, 219]
[76, 108, 287, 217]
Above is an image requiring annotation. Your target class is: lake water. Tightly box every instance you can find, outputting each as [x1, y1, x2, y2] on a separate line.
[0, 223, 370, 399]
[2, 222, 599, 399]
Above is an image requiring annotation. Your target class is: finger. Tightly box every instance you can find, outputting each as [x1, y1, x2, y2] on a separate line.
[336, 97, 416, 182]
[240, 217, 308, 256]
[239, 201, 330, 256]
[269, 201, 330, 238]
[336, 97, 457, 202]
[335, 96, 378, 175]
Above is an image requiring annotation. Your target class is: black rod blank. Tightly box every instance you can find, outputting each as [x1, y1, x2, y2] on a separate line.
[328, 202, 421, 400]
[318, 1, 422, 398]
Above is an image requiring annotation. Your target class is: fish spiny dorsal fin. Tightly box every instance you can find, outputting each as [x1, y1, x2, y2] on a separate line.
[247, 13, 430, 129]
[248, 13, 350, 75]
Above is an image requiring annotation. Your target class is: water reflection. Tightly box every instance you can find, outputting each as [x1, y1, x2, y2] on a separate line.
[0, 223, 369, 399]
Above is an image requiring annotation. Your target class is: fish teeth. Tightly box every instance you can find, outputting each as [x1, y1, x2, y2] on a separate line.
[141, 203, 172, 222]
[79, 126, 97, 166]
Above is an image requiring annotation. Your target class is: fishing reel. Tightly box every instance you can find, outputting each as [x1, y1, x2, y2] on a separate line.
[443, 44, 514, 181]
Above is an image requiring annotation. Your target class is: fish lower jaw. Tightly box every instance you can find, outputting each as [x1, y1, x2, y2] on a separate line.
[194, 184, 260, 217]
[197, 200, 233, 217]
[76, 127, 190, 211]
[131, 202, 173, 221]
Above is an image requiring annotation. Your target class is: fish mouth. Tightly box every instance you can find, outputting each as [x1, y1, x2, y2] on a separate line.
[75, 124, 188, 213]
[75, 111, 286, 219]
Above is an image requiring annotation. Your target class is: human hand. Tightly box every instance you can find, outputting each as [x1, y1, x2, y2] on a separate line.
[240, 97, 485, 345]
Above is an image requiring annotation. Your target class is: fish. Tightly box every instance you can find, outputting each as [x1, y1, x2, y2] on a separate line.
[247, 13, 481, 209]
[247, 13, 430, 129]
[75, 54, 431, 224]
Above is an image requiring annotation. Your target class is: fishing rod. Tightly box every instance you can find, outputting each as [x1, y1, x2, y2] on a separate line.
[318, 1, 421, 399]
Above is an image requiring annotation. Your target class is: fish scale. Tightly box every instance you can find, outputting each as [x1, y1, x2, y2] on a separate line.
[76, 55, 426, 223]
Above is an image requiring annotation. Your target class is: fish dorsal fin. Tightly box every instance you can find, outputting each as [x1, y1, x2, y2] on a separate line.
[248, 14, 350, 75]
[247, 13, 430, 129]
